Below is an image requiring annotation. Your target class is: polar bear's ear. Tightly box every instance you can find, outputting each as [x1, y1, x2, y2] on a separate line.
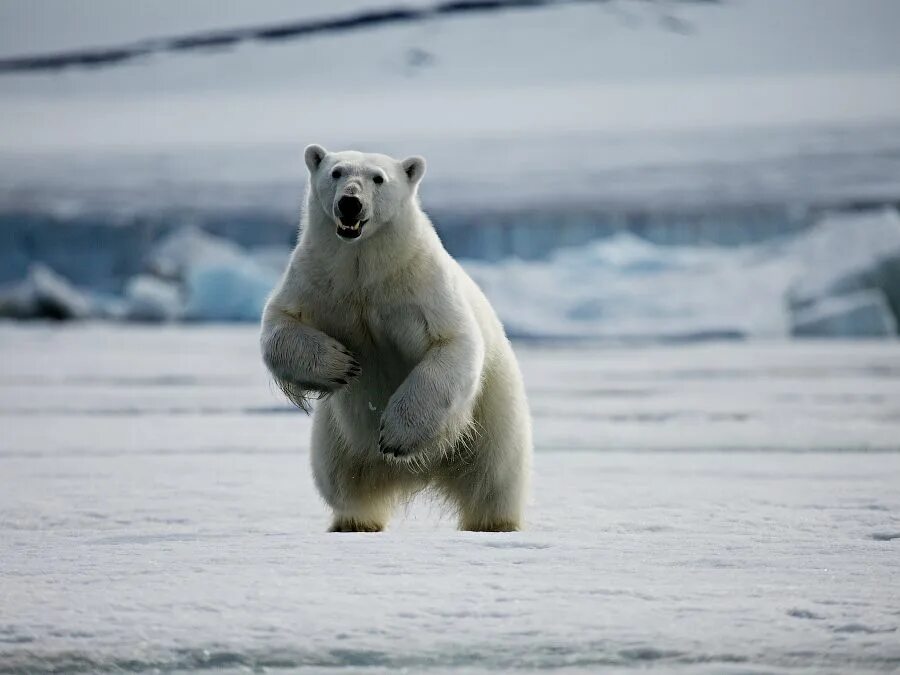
[401, 156, 426, 186]
[304, 144, 328, 173]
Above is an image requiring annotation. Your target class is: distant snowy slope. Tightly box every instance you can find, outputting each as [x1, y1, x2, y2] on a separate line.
[1, 0, 899, 153]
[1, 1, 900, 214]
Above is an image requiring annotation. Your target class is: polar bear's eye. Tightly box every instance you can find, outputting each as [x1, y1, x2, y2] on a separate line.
[331, 169, 341, 179]
[373, 175, 384, 185]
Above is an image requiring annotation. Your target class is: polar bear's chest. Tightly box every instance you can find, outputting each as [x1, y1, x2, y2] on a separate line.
[315, 298, 428, 415]
[312, 296, 429, 369]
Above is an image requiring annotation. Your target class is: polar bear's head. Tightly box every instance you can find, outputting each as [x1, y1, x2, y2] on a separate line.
[304, 144, 426, 243]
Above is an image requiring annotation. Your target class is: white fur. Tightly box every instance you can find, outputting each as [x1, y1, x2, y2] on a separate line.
[261, 145, 532, 532]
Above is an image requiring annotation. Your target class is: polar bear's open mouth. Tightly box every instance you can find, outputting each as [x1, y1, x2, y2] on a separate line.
[336, 218, 368, 240]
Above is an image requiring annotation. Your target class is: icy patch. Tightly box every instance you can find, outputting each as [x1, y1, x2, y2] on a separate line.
[123, 275, 182, 322]
[3, 209, 900, 338]
[0, 263, 93, 320]
[146, 226, 279, 322]
[182, 257, 278, 322]
[789, 208, 900, 309]
[465, 208, 900, 340]
[146, 225, 245, 281]
[464, 232, 797, 340]
[791, 289, 897, 337]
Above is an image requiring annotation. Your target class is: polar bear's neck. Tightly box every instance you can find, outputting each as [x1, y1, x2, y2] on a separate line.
[298, 199, 442, 290]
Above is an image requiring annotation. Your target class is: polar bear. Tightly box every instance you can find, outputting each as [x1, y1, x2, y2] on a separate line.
[260, 144, 531, 532]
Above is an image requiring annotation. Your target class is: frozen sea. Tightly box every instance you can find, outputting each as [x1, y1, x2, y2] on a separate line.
[1, 325, 899, 674]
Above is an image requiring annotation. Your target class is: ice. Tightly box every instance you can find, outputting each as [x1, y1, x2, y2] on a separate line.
[0, 263, 93, 320]
[789, 207, 900, 321]
[143, 225, 279, 322]
[2, 209, 899, 340]
[146, 225, 246, 281]
[465, 232, 795, 340]
[464, 209, 900, 341]
[0, 324, 898, 673]
[123, 275, 182, 322]
[182, 256, 278, 322]
[3, 209, 900, 340]
[246, 244, 293, 274]
[791, 289, 897, 337]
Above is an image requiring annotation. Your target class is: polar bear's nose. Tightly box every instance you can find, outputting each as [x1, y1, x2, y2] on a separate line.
[338, 195, 363, 220]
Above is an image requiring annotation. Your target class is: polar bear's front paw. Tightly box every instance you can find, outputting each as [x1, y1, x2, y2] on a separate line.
[377, 411, 431, 460]
[320, 340, 361, 389]
[280, 338, 362, 393]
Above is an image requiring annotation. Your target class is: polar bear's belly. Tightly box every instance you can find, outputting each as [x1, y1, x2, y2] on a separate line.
[326, 323, 417, 446]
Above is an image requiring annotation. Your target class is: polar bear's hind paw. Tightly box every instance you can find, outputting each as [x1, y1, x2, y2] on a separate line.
[328, 517, 384, 533]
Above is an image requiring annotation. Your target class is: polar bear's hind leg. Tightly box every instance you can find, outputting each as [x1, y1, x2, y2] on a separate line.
[452, 355, 531, 532]
[311, 404, 399, 533]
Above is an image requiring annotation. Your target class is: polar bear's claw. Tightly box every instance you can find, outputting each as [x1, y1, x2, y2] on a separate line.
[377, 437, 397, 456]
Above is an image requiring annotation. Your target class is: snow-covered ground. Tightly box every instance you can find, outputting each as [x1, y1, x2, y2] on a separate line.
[1, 325, 899, 673]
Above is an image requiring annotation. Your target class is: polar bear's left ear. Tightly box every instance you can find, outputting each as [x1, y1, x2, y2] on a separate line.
[304, 144, 328, 174]
[401, 156, 426, 186]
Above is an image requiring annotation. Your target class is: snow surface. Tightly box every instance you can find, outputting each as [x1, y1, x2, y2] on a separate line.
[1, 325, 899, 673]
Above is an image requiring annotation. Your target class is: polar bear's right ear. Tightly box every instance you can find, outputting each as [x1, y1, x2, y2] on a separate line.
[304, 144, 328, 174]
[401, 156, 426, 186]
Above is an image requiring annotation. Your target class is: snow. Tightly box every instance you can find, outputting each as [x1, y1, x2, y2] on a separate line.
[1, 1, 900, 214]
[2, 1, 900, 151]
[3, 123, 900, 218]
[1, 325, 899, 673]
